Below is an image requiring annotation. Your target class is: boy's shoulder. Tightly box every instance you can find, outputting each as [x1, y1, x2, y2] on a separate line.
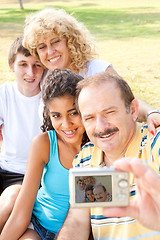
[0, 81, 16, 98]
[0, 81, 15, 90]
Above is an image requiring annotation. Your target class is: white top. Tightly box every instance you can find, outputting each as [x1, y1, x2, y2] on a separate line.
[79, 59, 112, 77]
[0, 82, 43, 174]
[46, 59, 112, 79]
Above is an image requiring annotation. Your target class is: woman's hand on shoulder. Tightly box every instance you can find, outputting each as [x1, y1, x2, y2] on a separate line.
[146, 111, 160, 135]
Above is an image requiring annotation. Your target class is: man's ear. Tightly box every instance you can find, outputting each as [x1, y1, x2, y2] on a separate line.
[130, 98, 139, 122]
[9, 63, 14, 72]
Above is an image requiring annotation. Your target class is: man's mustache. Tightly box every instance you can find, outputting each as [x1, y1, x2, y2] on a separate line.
[93, 128, 119, 138]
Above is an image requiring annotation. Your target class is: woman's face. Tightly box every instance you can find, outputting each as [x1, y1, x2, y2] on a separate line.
[48, 95, 85, 146]
[37, 35, 72, 71]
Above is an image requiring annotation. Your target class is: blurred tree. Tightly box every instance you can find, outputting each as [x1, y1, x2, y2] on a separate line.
[19, 0, 24, 9]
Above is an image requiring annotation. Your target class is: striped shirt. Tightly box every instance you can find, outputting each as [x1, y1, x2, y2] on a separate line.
[73, 123, 160, 240]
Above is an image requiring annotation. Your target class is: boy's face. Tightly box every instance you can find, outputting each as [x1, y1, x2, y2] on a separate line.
[10, 53, 44, 97]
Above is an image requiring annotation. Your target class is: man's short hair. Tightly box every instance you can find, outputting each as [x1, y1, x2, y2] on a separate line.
[93, 184, 107, 193]
[76, 72, 135, 113]
[8, 35, 31, 65]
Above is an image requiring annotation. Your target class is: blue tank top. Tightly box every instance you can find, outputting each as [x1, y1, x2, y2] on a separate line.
[32, 130, 70, 234]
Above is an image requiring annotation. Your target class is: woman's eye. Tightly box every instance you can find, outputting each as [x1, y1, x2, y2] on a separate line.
[51, 39, 60, 45]
[38, 45, 46, 50]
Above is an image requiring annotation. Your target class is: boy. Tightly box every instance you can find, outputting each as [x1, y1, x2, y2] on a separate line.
[0, 35, 44, 232]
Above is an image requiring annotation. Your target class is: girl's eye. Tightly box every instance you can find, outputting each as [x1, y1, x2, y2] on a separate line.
[70, 111, 78, 116]
[52, 114, 60, 118]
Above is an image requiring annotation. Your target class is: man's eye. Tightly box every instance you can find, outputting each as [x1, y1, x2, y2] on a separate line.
[84, 117, 94, 121]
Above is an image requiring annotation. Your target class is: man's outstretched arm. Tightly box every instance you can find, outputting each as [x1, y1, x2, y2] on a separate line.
[56, 207, 91, 240]
[103, 157, 160, 231]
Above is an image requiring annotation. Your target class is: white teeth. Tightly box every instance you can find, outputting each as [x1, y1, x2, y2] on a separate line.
[101, 133, 112, 138]
[64, 130, 76, 135]
[49, 56, 60, 63]
[25, 79, 35, 82]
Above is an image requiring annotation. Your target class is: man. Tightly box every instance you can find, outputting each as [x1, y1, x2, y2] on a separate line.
[93, 184, 111, 202]
[56, 72, 160, 240]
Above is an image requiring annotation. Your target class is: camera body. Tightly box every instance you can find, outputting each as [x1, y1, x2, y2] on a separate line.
[69, 167, 129, 208]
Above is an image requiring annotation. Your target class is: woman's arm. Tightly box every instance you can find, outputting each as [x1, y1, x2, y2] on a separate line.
[0, 132, 50, 240]
[0, 125, 3, 142]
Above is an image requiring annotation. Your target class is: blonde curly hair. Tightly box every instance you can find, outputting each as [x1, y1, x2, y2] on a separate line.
[23, 8, 97, 72]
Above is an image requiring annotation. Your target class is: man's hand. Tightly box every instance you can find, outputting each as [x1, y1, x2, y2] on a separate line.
[103, 157, 160, 231]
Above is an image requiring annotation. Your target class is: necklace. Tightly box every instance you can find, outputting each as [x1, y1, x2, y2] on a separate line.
[101, 152, 113, 168]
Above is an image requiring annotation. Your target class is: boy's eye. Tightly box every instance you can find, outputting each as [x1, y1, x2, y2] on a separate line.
[35, 64, 42, 68]
[19, 63, 27, 67]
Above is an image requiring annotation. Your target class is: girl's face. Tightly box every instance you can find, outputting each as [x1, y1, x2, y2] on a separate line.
[86, 190, 95, 202]
[37, 35, 72, 71]
[48, 95, 85, 146]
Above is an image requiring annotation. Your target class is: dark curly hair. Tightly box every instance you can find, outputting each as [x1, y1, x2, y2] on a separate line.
[41, 69, 89, 146]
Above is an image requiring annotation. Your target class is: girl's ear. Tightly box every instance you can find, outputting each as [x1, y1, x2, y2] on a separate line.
[9, 63, 14, 72]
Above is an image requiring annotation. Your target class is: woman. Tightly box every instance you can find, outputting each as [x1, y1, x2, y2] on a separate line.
[23, 8, 160, 129]
[0, 69, 89, 239]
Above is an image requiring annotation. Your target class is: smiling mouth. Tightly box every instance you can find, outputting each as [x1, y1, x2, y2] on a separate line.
[25, 79, 35, 83]
[100, 132, 115, 138]
[62, 129, 77, 136]
[49, 56, 60, 63]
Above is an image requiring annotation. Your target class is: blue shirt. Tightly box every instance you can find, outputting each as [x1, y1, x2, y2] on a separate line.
[33, 130, 70, 234]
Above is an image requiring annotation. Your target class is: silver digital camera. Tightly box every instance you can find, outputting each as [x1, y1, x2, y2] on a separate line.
[69, 167, 129, 208]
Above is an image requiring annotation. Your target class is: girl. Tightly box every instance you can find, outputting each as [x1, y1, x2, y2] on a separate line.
[1, 69, 89, 240]
[83, 184, 95, 203]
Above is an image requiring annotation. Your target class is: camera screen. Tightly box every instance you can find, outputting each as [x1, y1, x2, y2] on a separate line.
[75, 175, 112, 203]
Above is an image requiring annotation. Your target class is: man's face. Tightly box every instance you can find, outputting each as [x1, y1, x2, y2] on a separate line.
[93, 186, 108, 202]
[78, 81, 138, 158]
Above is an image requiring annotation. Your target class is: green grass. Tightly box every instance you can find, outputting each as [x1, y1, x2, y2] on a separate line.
[0, 0, 160, 108]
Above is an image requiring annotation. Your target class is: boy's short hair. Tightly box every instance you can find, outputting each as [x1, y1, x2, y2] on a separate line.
[8, 35, 31, 65]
